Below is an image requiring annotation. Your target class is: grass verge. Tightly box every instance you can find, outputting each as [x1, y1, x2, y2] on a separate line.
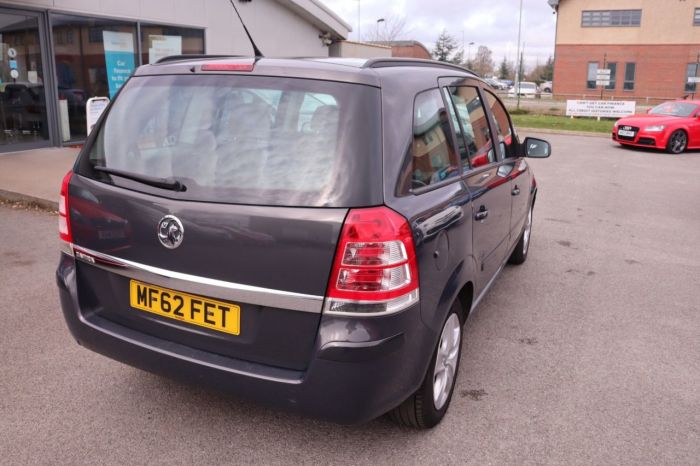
[511, 114, 615, 133]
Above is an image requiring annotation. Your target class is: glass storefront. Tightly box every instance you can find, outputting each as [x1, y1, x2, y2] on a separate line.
[0, 6, 205, 152]
[0, 9, 50, 148]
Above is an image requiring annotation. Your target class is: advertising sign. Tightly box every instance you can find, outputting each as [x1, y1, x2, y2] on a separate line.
[148, 35, 182, 63]
[103, 31, 135, 98]
[566, 100, 636, 118]
[86, 97, 110, 135]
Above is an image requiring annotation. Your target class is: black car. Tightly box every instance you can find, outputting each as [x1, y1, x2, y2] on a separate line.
[56, 56, 551, 428]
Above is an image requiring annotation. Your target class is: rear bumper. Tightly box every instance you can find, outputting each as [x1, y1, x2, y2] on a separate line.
[56, 253, 435, 425]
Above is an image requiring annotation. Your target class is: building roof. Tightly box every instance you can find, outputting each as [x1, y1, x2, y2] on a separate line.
[548, 0, 560, 10]
[276, 0, 352, 39]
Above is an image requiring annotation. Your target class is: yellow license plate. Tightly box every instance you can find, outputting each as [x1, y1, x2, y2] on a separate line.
[129, 280, 240, 335]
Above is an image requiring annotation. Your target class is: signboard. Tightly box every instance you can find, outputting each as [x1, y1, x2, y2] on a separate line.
[148, 35, 182, 63]
[595, 80, 610, 86]
[102, 31, 135, 98]
[86, 97, 110, 135]
[687, 77, 700, 83]
[596, 69, 611, 76]
[566, 100, 636, 118]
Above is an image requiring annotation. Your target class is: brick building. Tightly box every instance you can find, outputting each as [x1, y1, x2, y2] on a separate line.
[549, 0, 700, 101]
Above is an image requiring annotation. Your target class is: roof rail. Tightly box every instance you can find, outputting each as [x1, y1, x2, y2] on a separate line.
[363, 58, 478, 77]
[154, 54, 249, 64]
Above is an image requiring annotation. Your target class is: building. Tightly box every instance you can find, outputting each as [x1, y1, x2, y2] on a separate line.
[0, 0, 350, 153]
[371, 40, 432, 59]
[329, 40, 391, 59]
[549, 0, 700, 102]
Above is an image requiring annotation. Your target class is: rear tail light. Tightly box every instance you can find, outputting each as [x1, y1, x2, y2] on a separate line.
[325, 207, 419, 315]
[201, 62, 255, 72]
[59, 171, 73, 243]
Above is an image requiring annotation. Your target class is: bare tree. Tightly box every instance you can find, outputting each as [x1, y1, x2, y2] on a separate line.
[472, 45, 495, 77]
[364, 15, 411, 42]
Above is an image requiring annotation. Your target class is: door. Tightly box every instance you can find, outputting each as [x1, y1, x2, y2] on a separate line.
[483, 90, 530, 243]
[0, 8, 52, 153]
[443, 84, 512, 294]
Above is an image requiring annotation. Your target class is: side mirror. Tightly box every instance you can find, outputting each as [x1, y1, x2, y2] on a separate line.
[523, 137, 551, 158]
[646, 108, 652, 114]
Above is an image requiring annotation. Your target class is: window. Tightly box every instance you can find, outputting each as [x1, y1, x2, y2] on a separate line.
[52, 14, 138, 142]
[587, 62, 598, 89]
[694, 8, 700, 26]
[582, 10, 642, 27]
[140, 24, 205, 64]
[87, 74, 382, 207]
[442, 88, 471, 167]
[605, 63, 617, 90]
[445, 86, 495, 169]
[624, 63, 636, 91]
[484, 91, 515, 159]
[685, 64, 698, 92]
[407, 89, 459, 189]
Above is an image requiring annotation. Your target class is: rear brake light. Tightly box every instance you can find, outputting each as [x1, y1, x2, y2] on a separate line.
[325, 207, 419, 315]
[201, 63, 254, 72]
[59, 171, 73, 243]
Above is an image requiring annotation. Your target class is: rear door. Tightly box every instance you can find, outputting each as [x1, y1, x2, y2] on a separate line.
[442, 82, 512, 294]
[68, 72, 382, 371]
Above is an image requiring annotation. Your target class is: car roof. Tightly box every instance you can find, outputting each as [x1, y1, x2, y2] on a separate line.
[133, 56, 479, 88]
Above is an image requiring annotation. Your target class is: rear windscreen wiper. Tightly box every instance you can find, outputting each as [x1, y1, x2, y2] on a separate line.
[93, 166, 186, 192]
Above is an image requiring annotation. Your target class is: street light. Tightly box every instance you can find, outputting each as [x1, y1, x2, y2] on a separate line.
[468, 41, 475, 63]
[376, 18, 385, 41]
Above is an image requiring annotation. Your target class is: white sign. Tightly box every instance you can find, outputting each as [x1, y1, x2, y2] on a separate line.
[595, 79, 611, 86]
[687, 77, 700, 83]
[566, 100, 636, 118]
[148, 35, 182, 64]
[596, 69, 611, 76]
[86, 97, 110, 135]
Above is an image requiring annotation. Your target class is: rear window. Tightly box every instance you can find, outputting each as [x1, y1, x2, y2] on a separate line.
[81, 74, 382, 207]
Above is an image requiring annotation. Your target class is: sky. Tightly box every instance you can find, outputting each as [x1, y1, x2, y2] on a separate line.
[320, 0, 557, 69]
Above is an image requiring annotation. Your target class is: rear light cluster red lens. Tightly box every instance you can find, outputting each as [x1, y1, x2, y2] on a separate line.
[58, 171, 73, 243]
[325, 207, 419, 315]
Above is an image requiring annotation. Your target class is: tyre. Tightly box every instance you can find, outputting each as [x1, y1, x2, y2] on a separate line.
[666, 130, 687, 154]
[508, 204, 533, 265]
[389, 303, 463, 429]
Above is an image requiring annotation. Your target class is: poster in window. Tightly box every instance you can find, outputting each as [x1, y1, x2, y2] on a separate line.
[148, 35, 182, 64]
[102, 31, 135, 98]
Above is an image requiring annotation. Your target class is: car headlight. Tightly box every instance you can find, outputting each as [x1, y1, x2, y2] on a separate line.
[614, 121, 620, 128]
[645, 125, 666, 132]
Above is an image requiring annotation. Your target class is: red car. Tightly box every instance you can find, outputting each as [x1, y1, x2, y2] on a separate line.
[612, 100, 700, 154]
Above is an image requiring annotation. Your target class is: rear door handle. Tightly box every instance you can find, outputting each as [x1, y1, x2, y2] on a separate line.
[475, 207, 489, 221]
[512, 186, 520, 196]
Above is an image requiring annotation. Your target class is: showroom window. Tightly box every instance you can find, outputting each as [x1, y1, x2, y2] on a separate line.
[140, 25, 204, 64]
[51, 14, 138, 142]
[624, 63, 636, 91]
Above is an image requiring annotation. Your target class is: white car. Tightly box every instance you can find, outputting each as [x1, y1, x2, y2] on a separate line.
[509, 82, 539, 97]
[540, 81, 552, 93]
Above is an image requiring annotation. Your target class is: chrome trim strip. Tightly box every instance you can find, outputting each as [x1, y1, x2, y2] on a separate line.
[71, 245, 325, 314]
[471, 264, 504, 313]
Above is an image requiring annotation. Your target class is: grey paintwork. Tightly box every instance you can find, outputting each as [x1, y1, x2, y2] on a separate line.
[57, 57, 539, 424]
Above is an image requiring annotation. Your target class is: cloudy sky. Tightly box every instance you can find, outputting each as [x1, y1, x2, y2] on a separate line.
[320, 0, 557, 68]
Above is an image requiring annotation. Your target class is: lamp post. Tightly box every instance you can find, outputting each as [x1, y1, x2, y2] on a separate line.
[468, 41, 475, 64]
[516, 0, 523, 111]
[376, 18, 385, 41]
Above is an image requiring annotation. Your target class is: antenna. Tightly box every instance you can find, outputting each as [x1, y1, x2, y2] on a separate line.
[228, 0, 264, 58]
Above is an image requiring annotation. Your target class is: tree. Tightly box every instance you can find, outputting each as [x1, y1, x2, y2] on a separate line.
[497, 56, 514, 80]
[472, 45, 494, 77]
[363, 15, 410, 42]
[542, 55, 554, 81]
[432, 29, 459, 62]
[525, 56, 554, 84]
[450, 48, 465, 66]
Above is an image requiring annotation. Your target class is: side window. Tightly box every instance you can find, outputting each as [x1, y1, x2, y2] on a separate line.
[484, 91, 516, 159]
[442, 87, 471, 167]
[445, 86, 495, 169]
[407, 89, 460, 190]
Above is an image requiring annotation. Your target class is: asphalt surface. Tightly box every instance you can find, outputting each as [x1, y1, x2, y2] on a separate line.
[1, 133, 699, 465]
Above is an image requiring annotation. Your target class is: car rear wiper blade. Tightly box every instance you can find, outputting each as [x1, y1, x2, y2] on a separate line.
[93, 166, 186, 192]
